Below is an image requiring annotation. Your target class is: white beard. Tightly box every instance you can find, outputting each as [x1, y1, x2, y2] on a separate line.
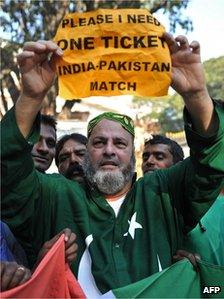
[92, 169, 126, 194]
[83, 153, 135, 195]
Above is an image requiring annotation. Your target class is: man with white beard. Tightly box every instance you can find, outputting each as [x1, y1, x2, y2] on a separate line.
[1, 33, 224, 297]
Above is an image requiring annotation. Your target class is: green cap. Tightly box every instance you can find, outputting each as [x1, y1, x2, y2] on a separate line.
[87, 112, 135, 138]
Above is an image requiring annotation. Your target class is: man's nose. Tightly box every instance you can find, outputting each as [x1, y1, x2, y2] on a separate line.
[146, 155, 155, 165]
[104, 142, 116, 156]
[37, 140, 49, 153]
[70, 153, 80, 164]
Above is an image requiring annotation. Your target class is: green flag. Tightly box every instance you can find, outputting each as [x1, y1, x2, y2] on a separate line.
[102, 260, 224, 298]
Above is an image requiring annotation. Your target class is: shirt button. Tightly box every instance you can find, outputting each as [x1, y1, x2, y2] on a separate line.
[115, 243, 120, 248]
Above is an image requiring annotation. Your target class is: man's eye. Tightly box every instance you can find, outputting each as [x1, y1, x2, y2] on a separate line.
[93, 141, 104, 147]
[77, 152, 85, 157]
[142, 154, 149, 161]
[116, 142, 126, 148]
[156, 155, 164, 160]
[59, 156, 67, 162]
[47, 140, 56, 148]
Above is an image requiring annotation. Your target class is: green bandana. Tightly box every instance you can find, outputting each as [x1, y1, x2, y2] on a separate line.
[87, 112, 135, 138]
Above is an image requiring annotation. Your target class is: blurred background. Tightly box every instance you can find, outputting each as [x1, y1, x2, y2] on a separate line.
[1, 0, 223, 175]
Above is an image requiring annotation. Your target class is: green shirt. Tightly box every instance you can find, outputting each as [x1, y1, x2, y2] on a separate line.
[1, 104, 224, 294]
[184, 194, 224, 265]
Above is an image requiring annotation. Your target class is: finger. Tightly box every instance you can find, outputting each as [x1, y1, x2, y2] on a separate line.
[37, 40, 63, 56]
[175, 35, 189, 50]
[50, 53, 61, 72]
[66, 252, 78, 263]
[175, 249, 189, 256]
[65, 243, 78, 257]
[175, 250, 198, 268]
[1, 262, 18, 291]
[63, 228, 72, 243]
[190, 40, 200, 54]
[65, 232, 77, 249]
[186, 253, 197, 267]
[163, 32, 179, 53]
[23, 41, 47, 53]
[17, 51, 35, 63]
[8, 266, 28, 289]
[172, 255, 184, 263]
[18, 269, 31, 286]
[17, 51, 47, 71]
[0, 262, 5, 277]
[23, 41, 63, 57]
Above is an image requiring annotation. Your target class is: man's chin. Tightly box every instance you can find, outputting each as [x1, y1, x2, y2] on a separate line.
[69, 175, 85, 183]
[35, 162, 48, 173]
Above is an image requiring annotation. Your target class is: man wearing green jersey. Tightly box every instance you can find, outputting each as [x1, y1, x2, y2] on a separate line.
[1, 33, 224, 297]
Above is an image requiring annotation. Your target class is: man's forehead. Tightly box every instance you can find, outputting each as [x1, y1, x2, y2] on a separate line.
[61, 139, 86, 151]
[40, 123, 56, 138]
[144, 143, 171, 153]
[90, 119, 132, 139]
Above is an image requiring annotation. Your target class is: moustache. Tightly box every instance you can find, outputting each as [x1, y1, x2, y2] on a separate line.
[98, 159, 120, 167]
[66, 163, 84, 178]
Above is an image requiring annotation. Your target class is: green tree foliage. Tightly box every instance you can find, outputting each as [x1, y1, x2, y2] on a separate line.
[204, 56, 224, 99]
[1, 0, 192, 116]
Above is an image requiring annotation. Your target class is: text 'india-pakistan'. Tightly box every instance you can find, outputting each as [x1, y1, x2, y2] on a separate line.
[58, 60, 170, 75]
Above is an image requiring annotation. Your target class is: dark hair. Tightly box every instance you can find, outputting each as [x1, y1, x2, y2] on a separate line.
[40, 114, 57, 132]
[144, 134, 184, 164]
[55, 133, 87, 166]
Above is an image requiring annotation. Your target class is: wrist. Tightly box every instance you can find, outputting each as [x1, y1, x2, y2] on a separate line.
[19, 91, 46, 104]
[182, 88, 210, 103]
[15, 94, 43, 138]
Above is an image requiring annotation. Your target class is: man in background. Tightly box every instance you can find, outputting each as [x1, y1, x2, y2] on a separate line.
[55, 133, 87, 183]
[141, 135, 224, 266]
[31, 114, 57, 173]
[141, 134, 184, 175]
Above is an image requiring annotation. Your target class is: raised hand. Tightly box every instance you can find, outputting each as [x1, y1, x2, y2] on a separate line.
[163, 33, 206, 97]
[16, 40, 63, 137]
[0, 261, 31, 291]
[17, 40, 63, 101]
[163, 33, 218, 136]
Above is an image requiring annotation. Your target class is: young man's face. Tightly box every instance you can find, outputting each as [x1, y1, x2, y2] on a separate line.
[141, 143, 174, 175]
[58, 139, 86, 182]
[31, 123, 56, 172]
[85, 119, 134, 195]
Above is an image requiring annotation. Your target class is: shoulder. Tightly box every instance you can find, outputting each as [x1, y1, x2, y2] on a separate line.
[36, 171, 86, 195]
[135, 158, 192, 190]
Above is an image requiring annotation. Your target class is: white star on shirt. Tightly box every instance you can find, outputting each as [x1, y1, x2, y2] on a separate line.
[124, 212, 143, 239]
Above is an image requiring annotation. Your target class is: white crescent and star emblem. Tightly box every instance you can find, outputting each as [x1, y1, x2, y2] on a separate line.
[124, 212, 143, 239]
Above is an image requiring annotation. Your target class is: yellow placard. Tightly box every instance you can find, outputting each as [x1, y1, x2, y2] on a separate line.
[54, 9, 171, 100]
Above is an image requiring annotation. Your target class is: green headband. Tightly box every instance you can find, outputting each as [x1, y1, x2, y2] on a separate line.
[87, 112, 135, 138]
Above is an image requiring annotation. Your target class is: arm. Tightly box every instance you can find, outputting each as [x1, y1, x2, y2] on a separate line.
[163, 33, 218, 137]
[159, 101, 224, 231]
[1, 41, 63, 240]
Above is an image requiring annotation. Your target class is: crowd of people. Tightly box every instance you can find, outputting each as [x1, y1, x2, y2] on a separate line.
[1, 30, 224, 298]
